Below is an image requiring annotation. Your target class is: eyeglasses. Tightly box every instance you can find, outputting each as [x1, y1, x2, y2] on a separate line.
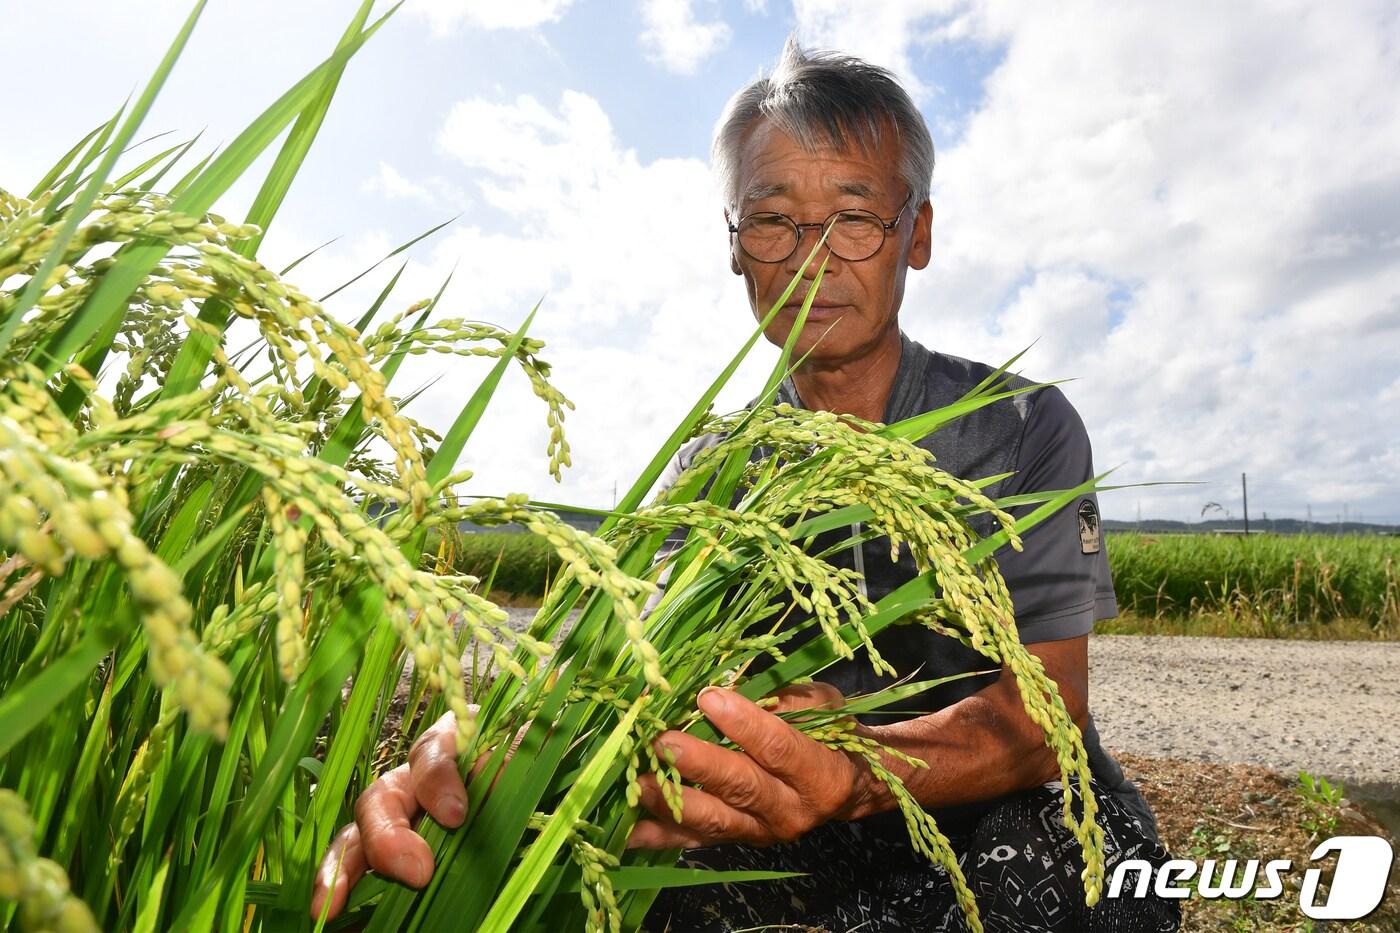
[728, 193, 913, 263]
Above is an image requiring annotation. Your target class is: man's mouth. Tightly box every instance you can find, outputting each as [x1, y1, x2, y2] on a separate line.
[781, 301, 849, 315]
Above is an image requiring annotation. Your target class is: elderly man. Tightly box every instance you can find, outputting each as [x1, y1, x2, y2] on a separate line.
[314, 41, 1181, 932]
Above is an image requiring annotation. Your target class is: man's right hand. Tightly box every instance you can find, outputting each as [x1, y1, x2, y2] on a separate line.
[310, 712, 466, 922]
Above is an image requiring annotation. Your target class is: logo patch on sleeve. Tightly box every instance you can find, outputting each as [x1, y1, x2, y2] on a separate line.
[1077, 499, 1101, 554]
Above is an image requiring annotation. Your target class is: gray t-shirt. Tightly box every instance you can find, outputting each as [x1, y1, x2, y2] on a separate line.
[655, 331, 1156, 837]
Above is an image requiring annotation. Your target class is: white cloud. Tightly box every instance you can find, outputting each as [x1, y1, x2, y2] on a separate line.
[409, 0, 575, 34]
[791, 1, 1400, 523]
[366, 162, 433, 207]
[363, 161, 472, 214]
[347, 89, 770, 507]
[639, 0, 732, 74]
[792, 0, 966, 100]
[251, 87, 765, 510]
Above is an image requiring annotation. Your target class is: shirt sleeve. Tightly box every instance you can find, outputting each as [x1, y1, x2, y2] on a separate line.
[992, 385, 1118, 643]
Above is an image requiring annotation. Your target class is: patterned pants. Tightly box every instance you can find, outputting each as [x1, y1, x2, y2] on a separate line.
[644, 779, 1182, 932]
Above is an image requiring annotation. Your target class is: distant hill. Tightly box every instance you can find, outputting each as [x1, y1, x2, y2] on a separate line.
[1103, 517, 1399, 536]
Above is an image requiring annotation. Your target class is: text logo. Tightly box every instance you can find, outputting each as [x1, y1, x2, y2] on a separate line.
[1106, 835, 1394, 920]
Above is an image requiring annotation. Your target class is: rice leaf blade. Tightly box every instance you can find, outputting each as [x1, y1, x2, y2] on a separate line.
[0, 1, 205, 357]
[26, 118, 113, 199]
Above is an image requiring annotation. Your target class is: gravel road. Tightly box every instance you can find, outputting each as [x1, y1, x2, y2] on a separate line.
[1089, 634, 1400, 792]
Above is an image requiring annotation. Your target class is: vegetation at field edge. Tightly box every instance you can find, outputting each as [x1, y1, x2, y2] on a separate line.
[1107, 533, 1399, 639]
[434, 530, 1400, 640]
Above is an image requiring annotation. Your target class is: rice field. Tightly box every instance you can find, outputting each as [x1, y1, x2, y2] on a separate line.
[1104, 532, 1399, 638]
[451, 531, 1400, 639]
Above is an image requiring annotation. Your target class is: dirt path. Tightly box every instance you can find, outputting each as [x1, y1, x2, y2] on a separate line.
[1089, 634, 1400, 791]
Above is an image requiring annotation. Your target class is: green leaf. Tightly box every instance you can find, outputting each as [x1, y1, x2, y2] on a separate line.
[544, 865, 804, 893]
[0, 620, 122, 758]
[477, 699, 645, 932]
[26, 118, 113, 200]
[35, 3, 395, 382]
[279, 235, 343, 276]
[425, 297, 535, 487]
[42, 99, 126, 217]
[170, 588, 384, 931]
[319, 215, 455, 303]
[157, 0, 397, 401]
[138, 132, 205, 192]
[131, 857, 172, 933]
[0, 1, 206, 356]
[239, 0, 381, 259]
[110, 139, 193, 190]
[169, 502, 253, 578]
[600, 259, 815, 533]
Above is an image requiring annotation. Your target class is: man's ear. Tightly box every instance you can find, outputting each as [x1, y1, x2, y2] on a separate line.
[907, 200, 933, 270]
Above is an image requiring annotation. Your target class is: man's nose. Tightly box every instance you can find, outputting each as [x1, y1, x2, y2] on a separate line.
[783, 224, 832, 278]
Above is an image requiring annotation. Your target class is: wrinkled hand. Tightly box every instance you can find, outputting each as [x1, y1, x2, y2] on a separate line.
[627, 682, 866, 850]
[311, 711, 514, 921]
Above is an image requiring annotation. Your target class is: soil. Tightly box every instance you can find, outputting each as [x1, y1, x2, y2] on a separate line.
[1114, 751, 1400, 932]
[1089, 635, 1400, 930]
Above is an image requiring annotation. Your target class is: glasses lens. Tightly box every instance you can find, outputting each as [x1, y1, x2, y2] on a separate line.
[826, 210, 886, 261]
[737, 214, 797, 262]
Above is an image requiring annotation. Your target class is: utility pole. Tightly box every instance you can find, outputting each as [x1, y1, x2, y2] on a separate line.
[1241, 472, 1250, 536]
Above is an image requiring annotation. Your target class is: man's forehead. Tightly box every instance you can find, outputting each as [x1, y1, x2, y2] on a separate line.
[735, 119, 899, 206]
[741, 178, 881, 203]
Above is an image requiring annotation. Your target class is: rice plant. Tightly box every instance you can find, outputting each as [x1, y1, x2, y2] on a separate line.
[1106, 532, 1400, 636]
[1, 5, 1106, 931]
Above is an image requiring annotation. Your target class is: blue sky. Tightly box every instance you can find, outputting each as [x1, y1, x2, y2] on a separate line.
[5, 1, 1399, 525]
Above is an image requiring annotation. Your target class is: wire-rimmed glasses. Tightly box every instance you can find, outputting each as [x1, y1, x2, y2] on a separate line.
[728, 193, 913, 263]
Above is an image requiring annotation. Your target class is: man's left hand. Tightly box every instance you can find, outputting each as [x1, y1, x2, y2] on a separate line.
[627, 682, 866, 850]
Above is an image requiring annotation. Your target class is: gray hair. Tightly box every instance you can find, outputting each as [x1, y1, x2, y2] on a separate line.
[712, 36, 934, 216]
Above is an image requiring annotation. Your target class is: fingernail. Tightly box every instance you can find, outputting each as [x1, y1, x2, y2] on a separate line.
[434, 793, 466, 825]
[698, 686, 730, 715]
[657, 738, 684, 765]
[394, 852, 428, 886]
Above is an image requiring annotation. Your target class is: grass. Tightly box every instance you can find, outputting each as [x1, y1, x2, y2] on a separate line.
[1097, 610, 1398, 640]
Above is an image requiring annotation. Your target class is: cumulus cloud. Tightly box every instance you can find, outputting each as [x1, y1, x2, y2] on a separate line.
[409, 0, 575, 34]
[227, 0, 1400, 524]
[790, 0, 1400, 523]
[363, 161, 470, 212]
[639, 0, 732, 74]
[792, 0, 967, 100]
[350, 89, 768, 506]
